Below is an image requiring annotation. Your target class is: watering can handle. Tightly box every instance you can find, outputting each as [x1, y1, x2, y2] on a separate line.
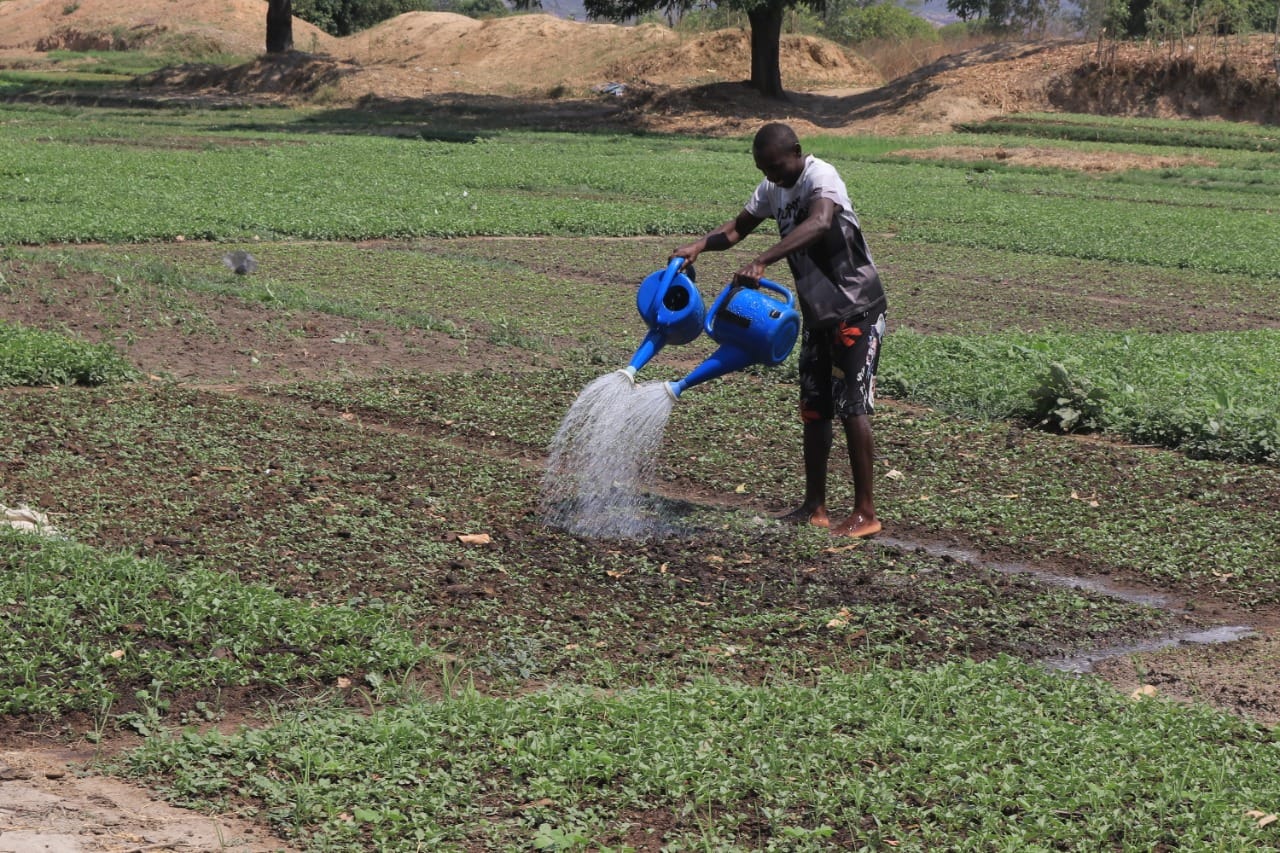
[647, 257, 688, 320]
[705, 278, 794, 334]
[756, 278, 795, 306]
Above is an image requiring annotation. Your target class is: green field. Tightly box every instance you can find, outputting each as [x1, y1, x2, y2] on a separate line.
[2, 100, 1279, 850]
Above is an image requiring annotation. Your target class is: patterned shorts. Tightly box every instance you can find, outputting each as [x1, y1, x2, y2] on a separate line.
[798, 311, 886, 421]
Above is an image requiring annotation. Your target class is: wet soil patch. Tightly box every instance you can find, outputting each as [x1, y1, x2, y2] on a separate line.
[0, 256, 509, 381]
[0, 382, 1183, 691]
[1092, 633, 1280, 727]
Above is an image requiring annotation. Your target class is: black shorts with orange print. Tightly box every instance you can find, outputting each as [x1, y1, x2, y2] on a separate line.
[797, 310, 886, 421]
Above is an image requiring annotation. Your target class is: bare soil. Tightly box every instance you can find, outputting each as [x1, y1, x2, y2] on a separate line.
[887, 144, 1216, 172]
[3, 1, 1279, 135]
[1, 746, 297, 853]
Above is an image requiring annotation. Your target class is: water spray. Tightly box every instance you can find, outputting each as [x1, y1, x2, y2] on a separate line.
[542, 262, 801, 540]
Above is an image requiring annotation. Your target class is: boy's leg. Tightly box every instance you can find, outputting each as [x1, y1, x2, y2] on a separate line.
[831, 413, 879, 538]
[779, 418, 832, 527]
[780, 325, 832, 527]
[829, 312, 885, 539]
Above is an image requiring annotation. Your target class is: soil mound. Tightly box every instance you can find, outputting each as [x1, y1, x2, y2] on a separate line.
[139, 51, 361, 99]
[327, 12, 878, 98]
[0, 1, 879, 102]
[1046, 39, 1280, 124]
[605, 28, 881, 89]
[0, 0, 336, 56]
[4, 0, 1280, 132]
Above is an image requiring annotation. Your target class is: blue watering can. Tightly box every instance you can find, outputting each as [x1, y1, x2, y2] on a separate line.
[621, 257, 706, 380]
[665, 278, 801, 399]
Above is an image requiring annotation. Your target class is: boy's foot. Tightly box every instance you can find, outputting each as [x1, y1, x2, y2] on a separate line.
[778, 506, 830, 528]
[831, 512, 882, 538]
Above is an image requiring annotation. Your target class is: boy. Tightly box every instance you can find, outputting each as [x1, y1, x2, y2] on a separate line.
[671, 122, 887, 538]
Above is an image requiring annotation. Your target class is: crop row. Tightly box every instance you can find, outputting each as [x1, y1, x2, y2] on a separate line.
[957, 112, 1280, 151]
[4, 105, 1280, 277]
[882, 328, 1280, 464]
[124, 657, 1280, 850]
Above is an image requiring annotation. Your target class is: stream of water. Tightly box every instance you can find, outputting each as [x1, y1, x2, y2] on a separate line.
[874, 535, 1254, 672]
[541, 370, 676, 539]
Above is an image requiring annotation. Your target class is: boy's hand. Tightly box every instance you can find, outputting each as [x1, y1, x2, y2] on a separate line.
[733, 260, 766, 288]
[670, 243, 701, 270]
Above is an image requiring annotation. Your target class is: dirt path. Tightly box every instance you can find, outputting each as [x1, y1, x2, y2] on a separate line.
[1, 748, 295, 853]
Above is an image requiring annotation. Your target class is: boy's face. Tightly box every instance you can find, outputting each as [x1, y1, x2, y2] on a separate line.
[753, 142, 805, 188]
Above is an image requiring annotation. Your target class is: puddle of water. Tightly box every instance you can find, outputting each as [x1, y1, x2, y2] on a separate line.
[874, 535, 1170, 607]
[1042, 625, 1255, 674]
[871, 534, 1254, 673]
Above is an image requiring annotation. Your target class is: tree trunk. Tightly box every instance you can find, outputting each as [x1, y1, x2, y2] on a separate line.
[266, 0, 294, 54]
[747, 2, 786, 99]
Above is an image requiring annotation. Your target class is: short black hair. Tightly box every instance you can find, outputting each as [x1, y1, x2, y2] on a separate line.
[753, 122, 800, 154]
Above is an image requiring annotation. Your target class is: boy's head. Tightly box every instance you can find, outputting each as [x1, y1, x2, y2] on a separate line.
[753, 123, 805, 188]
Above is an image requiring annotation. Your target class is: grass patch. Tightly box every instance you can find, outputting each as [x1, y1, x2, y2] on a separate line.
[123, 658, 1280, 850]
[0, 532, 435, 722]
[881, 328, 1280, 464]
[4, 105, 1280, 279]
[0, 319, 138, 385]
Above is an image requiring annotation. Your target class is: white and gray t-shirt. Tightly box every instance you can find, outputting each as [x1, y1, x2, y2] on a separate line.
[745, 155, 886, 328]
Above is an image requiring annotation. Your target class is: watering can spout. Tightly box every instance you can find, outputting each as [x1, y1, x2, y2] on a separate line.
[665, 344, 757, 398]
[626, 328, 666, 374]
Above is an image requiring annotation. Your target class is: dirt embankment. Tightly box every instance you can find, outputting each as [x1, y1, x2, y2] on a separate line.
[1046, 39, 1280, 125]
[4, 0, 1279, 133]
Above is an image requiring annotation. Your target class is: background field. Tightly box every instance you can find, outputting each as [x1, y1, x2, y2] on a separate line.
[2, 48, 1280, 853]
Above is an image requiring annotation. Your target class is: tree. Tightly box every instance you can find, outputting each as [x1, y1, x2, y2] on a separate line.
[267, 0, 295, 53]
[947, 0, 986, 20]
[515, 0, 823, 98]
[1079, 0, 1273, 38]
[946, 0, 1059, 30]
[825, 1, 938, 43]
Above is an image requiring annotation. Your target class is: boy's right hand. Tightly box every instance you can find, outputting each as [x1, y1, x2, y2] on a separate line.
[732, 260, 766, 288]
[670, 243, 701, 270]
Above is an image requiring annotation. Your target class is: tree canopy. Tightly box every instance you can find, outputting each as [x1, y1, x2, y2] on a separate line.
[945, 0, 1060, 31]
[1076, 0, 1277, 37]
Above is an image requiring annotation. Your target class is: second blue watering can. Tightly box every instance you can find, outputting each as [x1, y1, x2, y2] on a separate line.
[666, 278, 801, 399]
[623, 257, 705, 379]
